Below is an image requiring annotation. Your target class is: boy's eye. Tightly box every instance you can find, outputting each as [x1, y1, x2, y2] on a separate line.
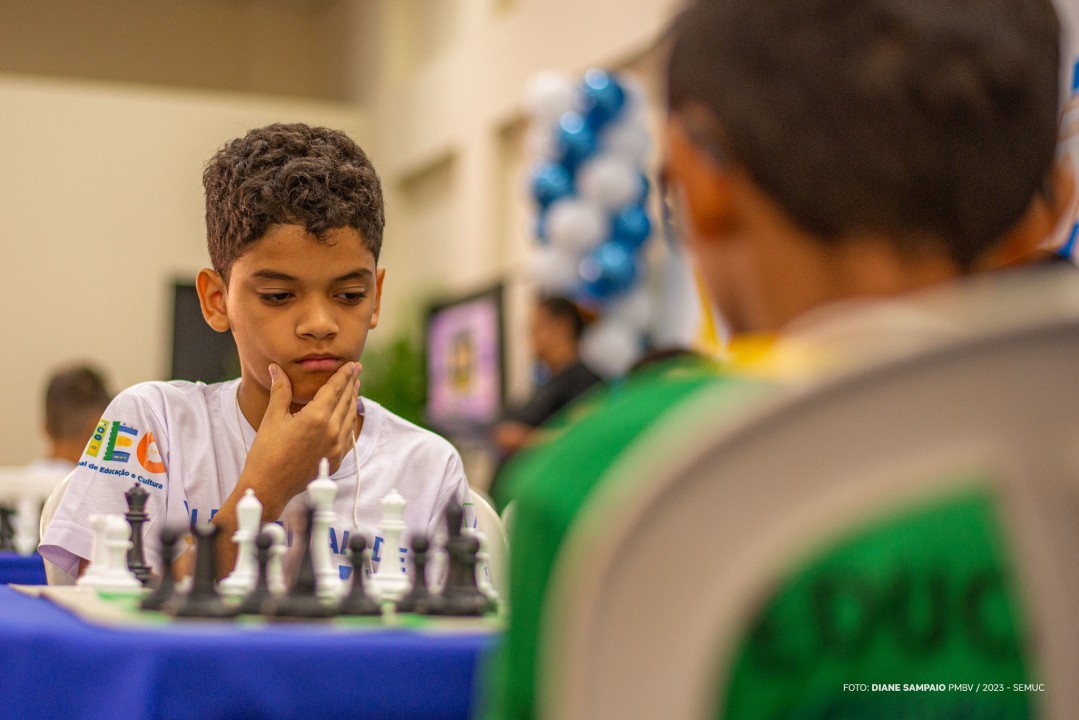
[259, 292, 292, 304]
[336, 291, 367, 304]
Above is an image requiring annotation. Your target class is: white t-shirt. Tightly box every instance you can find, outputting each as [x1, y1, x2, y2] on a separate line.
[39, 379, 471, 579]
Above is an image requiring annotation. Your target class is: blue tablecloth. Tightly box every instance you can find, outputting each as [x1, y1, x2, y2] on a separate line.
[0, 586, 497, 720]
[0, 552, 46, 584]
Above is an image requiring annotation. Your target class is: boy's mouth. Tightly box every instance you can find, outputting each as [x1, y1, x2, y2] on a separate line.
[295, 355, 343, 372]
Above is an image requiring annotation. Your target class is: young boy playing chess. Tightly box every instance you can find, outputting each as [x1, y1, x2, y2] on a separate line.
[40, 123, 471, 581]
[482, 0, 1074, 718]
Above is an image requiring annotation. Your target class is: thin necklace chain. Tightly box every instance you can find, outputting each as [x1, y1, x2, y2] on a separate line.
[233, 386, 363, 528]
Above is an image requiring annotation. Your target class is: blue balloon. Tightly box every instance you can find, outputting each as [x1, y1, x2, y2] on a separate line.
[580, 69, 626, 130]
[557, 112, 598, 168]
[530, 161, 573, 208]
[579, 241, 638, 300]
[611, 205, 652, 251]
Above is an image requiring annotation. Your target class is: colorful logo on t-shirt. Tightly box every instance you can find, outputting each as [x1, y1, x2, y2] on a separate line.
[137, 431, 166, 474]
[85, 419, 139, 463]
[86, 418, 109, 458]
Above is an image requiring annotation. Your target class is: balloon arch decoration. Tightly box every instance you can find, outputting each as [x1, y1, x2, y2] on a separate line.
[525, 69, 656, 377]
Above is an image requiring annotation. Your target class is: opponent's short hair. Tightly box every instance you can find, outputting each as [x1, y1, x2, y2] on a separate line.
[45, 364, 112, 441]
[203, 123, 384, 282]
[666, 0, 1061, 269]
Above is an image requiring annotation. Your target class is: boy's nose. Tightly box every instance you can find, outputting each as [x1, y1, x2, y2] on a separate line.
[296, 300, 339, 339]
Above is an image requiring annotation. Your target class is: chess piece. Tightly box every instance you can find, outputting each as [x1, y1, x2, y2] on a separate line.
[370, 489, 409, 603]
[337, 535, 380, 616]
[14, 496, 40, 556]
[271, 506, 333, 619]
[124, 483, 152, 585]
[172, 523, 235, 618]
[433, 500, 488, 616]
[77, 514, 142, 592]
[140, 526, 182, 611]
[0, 507, 16, 551]
[396, 534, 440, 615]
[466, 528, 501, 613]
[307, 459, 342, 601]
[235, 532, 276, 615]
[219, 489, 262, 598]
[261, 522, 288, 595]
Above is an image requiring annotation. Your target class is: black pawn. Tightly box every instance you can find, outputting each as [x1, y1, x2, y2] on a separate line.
[396, 534, 440, 615]
[140, 526, 181, 612]
[272, 506, 333, 619]
[337, 535, 380, 616]
[172, 524, 235, 618]
[435, 532, 488, 617]
[0, 507, 16, 551]
[124, 483, 152, 585]
[235, 532, 276, 615]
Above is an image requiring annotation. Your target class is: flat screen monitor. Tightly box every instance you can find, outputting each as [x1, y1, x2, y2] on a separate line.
[424, 284, 505, 435]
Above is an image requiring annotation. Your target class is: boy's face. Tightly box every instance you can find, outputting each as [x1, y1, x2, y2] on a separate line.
[199, 223, 384, 412]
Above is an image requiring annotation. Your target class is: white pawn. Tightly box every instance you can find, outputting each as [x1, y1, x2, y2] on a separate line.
[370, 488, 410, 602]
[307, 458, 342, 600]
[219, 489, 262, 598]
[77, 514, 141, 592]
[261, 522, 288, 595]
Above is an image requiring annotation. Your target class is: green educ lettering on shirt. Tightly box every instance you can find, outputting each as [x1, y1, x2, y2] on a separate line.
[719, 488, 1033, 720]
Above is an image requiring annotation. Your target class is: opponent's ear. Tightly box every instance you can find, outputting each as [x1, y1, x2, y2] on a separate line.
[664, 112, 736, 239]
[196, 268, 231, 332]
[982, 160, 1078, 269]
[368, 267, 386, 330]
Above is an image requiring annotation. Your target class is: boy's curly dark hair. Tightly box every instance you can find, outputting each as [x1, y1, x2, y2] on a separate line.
[203, 123, 384, 281]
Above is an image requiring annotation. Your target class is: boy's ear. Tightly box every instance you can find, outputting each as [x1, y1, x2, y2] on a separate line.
[981, 160, 1078, 269]
[196, 268, 231, 332]
[369, 267, 386, 330]
[665, 112, 736, 238]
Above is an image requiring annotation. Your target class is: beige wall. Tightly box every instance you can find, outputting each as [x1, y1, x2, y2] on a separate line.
[0, 73, 368, 464]
[0, 0, 681, 474]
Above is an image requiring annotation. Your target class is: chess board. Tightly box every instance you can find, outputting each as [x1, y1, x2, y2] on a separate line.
[10, 584, 502, 634]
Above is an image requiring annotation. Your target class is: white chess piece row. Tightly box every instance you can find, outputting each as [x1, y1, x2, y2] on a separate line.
[217, 459, 498, 607]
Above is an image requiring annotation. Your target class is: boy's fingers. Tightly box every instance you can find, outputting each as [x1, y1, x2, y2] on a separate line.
[310, 361, 359, 411]
[265, 363, 293, 417]
[329, 365, 360, 428]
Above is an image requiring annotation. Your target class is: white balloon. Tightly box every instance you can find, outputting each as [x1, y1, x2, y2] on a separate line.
[580, 317, 642, 378]
[577, 155, 643, 210]
[545, 198, 608, 253]
[606, 284, 653, 332]
[526, 72, 576, 121]
[600, 118, 652, 164]
[531, 245, 581, 294]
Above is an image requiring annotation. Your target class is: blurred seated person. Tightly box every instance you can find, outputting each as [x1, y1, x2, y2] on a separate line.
[489, 297, 601, 497]
[0, 364, 112, 551]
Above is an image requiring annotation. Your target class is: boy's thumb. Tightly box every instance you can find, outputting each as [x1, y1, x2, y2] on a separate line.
[266, 364, 292, 413]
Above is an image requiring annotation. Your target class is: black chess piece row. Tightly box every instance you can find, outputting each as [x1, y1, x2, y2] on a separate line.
[135, 496, 496, 620]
